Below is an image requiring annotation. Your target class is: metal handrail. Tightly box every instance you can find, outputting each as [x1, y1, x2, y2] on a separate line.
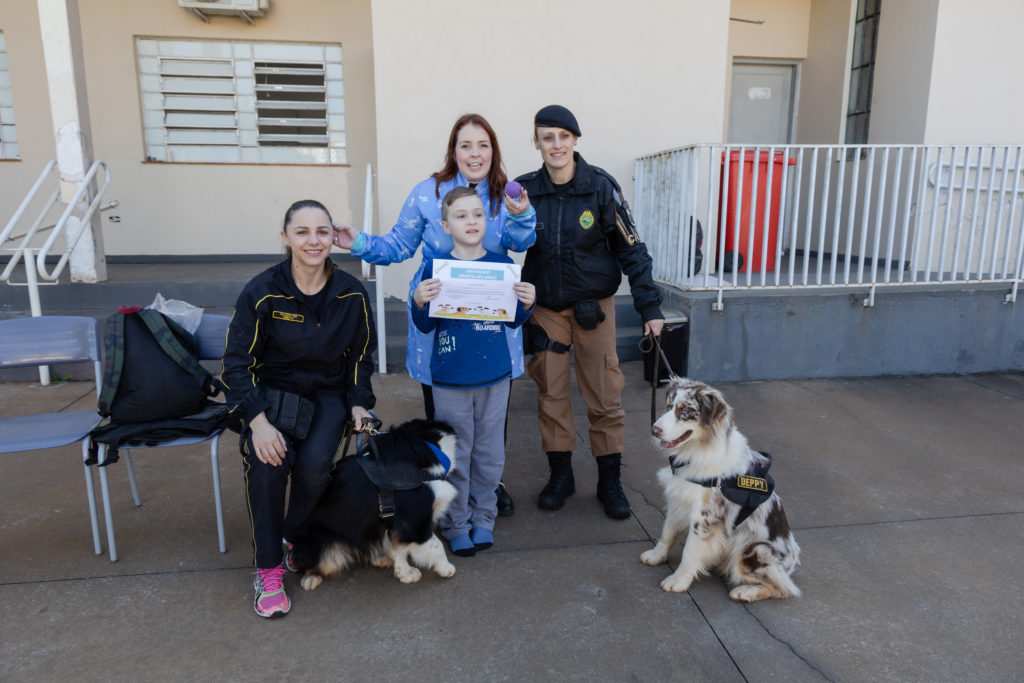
[37, 160, 111, 281]
[0, 160, 57, 247]
[0, 160, 58, 282]
[2, 160, 111, 386]
[635, 143, 1024, 310]
[1, 159, 110, 284]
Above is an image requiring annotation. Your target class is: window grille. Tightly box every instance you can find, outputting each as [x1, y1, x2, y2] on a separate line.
[137, 38, 345, 164]
[0, 31, 19, 159]
[845, 0, 880, 145]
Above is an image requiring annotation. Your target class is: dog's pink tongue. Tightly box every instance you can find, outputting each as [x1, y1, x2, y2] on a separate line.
[663, 430, 692, 448]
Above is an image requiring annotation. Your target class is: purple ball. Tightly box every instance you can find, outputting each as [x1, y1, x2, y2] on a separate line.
[504, 180, 523, 200]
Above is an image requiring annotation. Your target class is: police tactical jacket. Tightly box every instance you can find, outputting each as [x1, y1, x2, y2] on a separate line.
[222, 259, 376, 424]
[516, 153, 662, 322]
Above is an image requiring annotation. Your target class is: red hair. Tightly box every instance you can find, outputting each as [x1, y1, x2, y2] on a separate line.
[431, 114, 507, 214]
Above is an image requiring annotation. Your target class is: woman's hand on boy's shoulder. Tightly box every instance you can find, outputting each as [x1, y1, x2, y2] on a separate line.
[333, 224, 359, 250]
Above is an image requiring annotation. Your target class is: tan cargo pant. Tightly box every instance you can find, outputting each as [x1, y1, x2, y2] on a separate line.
[526, 297, 625, 457]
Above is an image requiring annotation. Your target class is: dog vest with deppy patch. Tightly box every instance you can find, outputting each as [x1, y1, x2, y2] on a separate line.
[674, 452, 775, 528]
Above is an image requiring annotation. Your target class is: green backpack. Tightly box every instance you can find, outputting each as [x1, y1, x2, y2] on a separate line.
[97, 307, 218, 424]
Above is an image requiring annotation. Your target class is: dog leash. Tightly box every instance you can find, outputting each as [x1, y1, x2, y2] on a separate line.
[338, 416, 383, 460]
[639, 332, 681, 424]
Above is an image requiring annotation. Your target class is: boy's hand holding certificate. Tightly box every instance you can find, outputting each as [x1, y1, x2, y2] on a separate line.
[428, 259, 522, 322]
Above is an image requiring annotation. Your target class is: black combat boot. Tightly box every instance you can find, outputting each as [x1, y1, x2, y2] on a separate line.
[596, 453, 631, 519]
[537, 451, 575, 510]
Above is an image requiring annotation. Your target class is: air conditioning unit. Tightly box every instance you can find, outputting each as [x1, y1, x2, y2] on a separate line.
[179, 0, 271, 24]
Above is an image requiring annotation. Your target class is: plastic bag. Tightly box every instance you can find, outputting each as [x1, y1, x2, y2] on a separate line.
[147, 293, 203, 335]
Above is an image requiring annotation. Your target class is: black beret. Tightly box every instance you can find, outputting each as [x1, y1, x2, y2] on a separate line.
[534, 104, 581, 137]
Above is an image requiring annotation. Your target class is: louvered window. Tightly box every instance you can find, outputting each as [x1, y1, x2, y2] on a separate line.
[0, 31, 19, 160]
[845, 0, 881, 145]
[137, 38, 345, 164]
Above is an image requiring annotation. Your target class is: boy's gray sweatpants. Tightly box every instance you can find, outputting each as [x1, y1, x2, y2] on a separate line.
[432, 379, 511, 539]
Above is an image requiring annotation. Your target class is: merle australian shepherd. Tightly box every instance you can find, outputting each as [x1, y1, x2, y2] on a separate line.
[287, 419, 459, 590]
[642, 378, 800, 602]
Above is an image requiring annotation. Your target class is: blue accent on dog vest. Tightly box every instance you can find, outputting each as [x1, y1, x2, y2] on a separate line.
[424, 440, 452, 476]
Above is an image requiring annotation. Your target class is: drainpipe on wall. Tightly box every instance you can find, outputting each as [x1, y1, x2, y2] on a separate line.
[37, 0, 107, 282]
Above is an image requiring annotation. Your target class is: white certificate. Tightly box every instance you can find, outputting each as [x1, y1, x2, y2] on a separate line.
[428, 259, 521, 322]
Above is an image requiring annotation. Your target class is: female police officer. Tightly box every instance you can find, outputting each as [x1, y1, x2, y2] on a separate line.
[516, 105, 664, 519]
[222, 199, 375, 617]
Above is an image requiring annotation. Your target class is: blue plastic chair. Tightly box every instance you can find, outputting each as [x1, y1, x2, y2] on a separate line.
[93, 313, 232, 562]
[0, 316, 105, 556]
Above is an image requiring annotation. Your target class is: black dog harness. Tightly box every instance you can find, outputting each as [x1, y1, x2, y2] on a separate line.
[342, 422, 452, 519]
[671, 452, 775, 529]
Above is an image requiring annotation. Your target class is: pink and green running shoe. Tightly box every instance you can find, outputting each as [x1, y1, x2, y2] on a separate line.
[253, 564, 290, 618]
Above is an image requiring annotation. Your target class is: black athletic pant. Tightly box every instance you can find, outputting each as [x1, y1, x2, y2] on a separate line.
[242, 389, 348, 569]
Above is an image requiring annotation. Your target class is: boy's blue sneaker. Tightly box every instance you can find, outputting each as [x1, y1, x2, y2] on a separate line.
[471, 527, 493, 550]
[448, 533, 476, 557]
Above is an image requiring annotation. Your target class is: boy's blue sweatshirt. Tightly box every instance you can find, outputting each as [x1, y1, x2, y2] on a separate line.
[411, 252, 532, 389]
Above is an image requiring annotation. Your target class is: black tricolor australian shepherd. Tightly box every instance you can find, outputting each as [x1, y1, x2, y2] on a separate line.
[288, 419, 459, 590]
[642, 378, 800, 602]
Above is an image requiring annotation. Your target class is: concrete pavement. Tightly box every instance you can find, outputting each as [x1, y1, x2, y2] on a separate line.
[2, 363, 1023, 681]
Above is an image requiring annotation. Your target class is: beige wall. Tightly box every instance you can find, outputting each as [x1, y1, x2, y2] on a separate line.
[725, 0, 811, 141]
[0, 0, 376, 257]
[728, 0, 810, 60]
[924, 0, 1024, 144]
[795, 0, 854, 144]
[0, 3, 56, 217]
[370, 0, 730, 298]
[868, 0, 938, 144]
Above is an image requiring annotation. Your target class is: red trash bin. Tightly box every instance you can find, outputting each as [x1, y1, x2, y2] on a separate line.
[717, 150, 796, 273]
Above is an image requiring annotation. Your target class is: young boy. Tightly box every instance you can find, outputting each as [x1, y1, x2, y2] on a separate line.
[411, 186, 535, 556]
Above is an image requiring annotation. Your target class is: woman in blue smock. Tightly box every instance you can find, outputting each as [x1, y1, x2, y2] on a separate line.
[333, 113, 535, 512]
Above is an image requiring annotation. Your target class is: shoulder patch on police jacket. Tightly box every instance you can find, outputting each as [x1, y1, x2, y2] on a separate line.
[590, 166, 641, 246]
[273, 310, 304, 323]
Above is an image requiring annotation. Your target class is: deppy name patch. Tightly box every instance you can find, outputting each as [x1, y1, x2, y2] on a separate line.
[737, 475, 769, 492]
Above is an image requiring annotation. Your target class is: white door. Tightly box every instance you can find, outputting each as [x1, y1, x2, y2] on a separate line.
[728, 62, 796, 143]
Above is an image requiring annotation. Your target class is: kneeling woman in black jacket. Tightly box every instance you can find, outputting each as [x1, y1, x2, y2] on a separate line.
[222, 199, 376, 618]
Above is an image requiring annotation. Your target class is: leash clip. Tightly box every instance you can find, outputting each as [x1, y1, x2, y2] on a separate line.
[354, 416, 383, 436]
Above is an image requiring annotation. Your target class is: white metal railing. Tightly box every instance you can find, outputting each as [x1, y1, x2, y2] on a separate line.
[2, 159, 112, 290]
[358, 162, 386, 374]
[1, 159, 112, 383]
[635, 144, 1024, 310]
